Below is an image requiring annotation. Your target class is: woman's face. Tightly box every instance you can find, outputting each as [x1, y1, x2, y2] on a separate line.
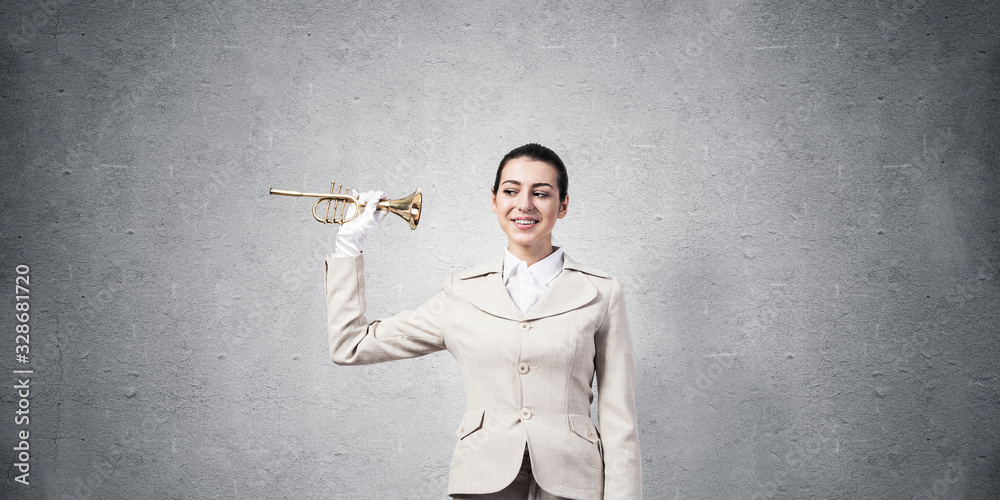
[491, 157, 568, 261]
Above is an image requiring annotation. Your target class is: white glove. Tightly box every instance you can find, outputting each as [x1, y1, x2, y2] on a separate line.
[334, 190, 387, 256]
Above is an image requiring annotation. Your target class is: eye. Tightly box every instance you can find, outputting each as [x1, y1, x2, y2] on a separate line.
[533, 191, 550, 198]
[503, 189, 517, 196]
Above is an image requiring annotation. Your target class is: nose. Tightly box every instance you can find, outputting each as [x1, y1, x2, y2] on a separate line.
[516, 191, 535, 212]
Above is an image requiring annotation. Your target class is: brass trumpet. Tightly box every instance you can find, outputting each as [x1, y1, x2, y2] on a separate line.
[269, 182, 422, 230]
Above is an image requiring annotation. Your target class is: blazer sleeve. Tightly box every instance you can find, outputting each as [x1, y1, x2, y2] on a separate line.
[595, 278, 643, 499]
[325, 253, 449, 365]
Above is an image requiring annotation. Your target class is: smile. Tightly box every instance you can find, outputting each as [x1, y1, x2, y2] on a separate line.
[512, 219, 538, 226]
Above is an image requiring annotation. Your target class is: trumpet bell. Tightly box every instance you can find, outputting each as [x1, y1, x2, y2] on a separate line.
[379, 189, 421, 230]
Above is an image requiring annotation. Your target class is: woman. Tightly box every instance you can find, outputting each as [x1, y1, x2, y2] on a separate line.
[325, 144, 642, 499]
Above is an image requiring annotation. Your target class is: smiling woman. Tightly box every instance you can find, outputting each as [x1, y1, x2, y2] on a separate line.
[491, 149, 569, 265]
[323, 144, 642, 499]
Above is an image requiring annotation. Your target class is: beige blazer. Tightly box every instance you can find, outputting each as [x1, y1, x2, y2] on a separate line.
[325, 252, 642, 500]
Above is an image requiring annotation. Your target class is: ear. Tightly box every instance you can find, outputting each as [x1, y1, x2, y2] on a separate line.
[491, 190, 498, 214]
[557, 195, 569, 219]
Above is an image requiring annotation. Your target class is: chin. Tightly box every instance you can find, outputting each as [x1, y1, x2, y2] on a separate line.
[510, 233, 548, 248]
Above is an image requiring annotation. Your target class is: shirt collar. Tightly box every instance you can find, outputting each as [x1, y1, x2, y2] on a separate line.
[502, 247, 564, 285]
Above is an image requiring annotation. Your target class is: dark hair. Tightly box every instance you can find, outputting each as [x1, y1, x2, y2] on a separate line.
[492, 143, 569, 202]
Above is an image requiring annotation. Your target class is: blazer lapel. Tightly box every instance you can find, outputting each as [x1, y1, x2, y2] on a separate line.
[461, 258, 524, 320]
[459, 252, 604, 322]
[523, 265, 597, 321]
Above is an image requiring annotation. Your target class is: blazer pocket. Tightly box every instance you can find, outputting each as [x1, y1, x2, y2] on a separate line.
[569, 414, 600, 443]
[455, 409, 486, 439]
[568, 413, 604, 472]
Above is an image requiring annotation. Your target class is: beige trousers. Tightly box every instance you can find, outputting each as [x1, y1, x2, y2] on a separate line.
[450, 448, 570, 500]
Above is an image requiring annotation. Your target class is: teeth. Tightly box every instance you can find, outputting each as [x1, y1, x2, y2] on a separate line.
[514, 219, 537, 224]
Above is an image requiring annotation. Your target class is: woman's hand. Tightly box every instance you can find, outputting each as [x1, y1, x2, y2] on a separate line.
[334, 190, 387, 256]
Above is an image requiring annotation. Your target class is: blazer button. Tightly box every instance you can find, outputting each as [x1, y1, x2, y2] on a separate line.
[519, 408, 532, 420]
[588, 430, 596, 438]
[459, 426, 465, 434]
[517, 362, 530, 374]
[518, 322, 530, 332]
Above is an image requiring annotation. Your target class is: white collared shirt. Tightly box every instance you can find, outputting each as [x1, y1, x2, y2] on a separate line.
[502, 247, 564, 314]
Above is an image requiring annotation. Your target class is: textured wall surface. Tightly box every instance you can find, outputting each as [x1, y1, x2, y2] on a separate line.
[1, 0, 999, 498]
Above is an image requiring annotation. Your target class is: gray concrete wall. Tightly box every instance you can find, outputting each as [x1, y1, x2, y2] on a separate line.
[1, 0, 998, 498]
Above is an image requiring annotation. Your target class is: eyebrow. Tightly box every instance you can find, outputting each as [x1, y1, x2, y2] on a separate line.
[501, 180, 554, 189]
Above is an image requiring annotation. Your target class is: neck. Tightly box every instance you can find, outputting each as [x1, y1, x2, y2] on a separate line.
[507, 241, 554, 266]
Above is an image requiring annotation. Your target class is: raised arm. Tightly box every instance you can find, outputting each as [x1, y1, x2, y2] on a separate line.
[324, 189, 449, 364]
[325, 254, 449, 365]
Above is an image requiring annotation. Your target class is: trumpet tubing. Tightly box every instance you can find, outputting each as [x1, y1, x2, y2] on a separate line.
[269, 182, 422, 230]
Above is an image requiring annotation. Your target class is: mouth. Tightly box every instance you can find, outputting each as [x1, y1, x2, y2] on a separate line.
[512, 218, 538, 229]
